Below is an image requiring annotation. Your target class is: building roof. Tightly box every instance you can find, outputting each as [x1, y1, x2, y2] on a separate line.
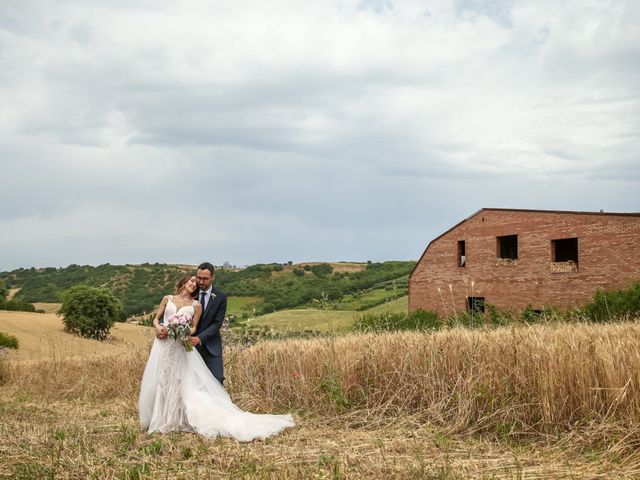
[410, 208, 640, 278]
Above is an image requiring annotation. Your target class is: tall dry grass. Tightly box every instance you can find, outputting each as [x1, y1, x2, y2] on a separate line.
[232, 321, 640, 444]
[5, 321, 640, 447]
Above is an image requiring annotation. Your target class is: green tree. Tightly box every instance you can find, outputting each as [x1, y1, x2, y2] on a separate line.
[58, 285, 123, 340]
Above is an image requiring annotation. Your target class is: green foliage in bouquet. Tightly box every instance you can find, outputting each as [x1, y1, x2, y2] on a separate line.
[59, 285, 124, 340]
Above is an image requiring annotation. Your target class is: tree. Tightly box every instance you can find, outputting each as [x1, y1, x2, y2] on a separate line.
[58, 285, 123, 340]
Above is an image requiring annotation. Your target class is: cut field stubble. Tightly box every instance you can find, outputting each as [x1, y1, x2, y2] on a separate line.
[3, 321, 640, 477]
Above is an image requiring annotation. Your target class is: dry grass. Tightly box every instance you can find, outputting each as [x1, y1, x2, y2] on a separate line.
[230, 322, 640, 442]
[7, 288, 20, 300]
[1, 394, 634, 479]
[32, 302, 62, 313]
[0, 311, 151, 361]
[296, 262, 367, 273]
[3, 321, 640, 477]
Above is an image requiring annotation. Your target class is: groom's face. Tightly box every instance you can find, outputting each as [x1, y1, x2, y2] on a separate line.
[196, 268, 213, 291]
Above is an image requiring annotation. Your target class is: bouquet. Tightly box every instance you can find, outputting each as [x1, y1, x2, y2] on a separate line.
[166, 311, 194, 352]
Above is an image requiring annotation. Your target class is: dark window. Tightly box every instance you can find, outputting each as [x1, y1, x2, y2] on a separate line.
[457, 240, 466, 267]
[467, 297, 485, 313]
[552, 237, 578, 263]
[497, 235, 518, 259]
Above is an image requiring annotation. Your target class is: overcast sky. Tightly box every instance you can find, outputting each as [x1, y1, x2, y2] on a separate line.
[1, 0, 638, 271]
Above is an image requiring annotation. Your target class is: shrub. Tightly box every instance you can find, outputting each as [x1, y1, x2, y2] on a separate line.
[58, 285, 123, 340]
[310, 264, 333, 277]
[293, 268, 305, 277]
[0, 299, 37, 312]
[0, 331, 19, 349]
[584, 280, 640, 322]
[353, 309, 442, 332]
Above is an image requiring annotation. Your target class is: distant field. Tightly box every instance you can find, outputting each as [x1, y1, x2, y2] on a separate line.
[0, 311, 151, 362]
[247, 296, 408, 332]
[226, 296, 263, 318]
[245, 308, 356, 332]
[363, 295, 408, 314]
[32, 302, 62, 314]
[335, 287, 405, 310]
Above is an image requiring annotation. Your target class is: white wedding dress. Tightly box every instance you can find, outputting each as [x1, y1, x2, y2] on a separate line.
[139, 297, 294, 442]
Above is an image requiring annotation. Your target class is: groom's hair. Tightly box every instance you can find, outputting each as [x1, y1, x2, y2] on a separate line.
[197, 262, 215, 275]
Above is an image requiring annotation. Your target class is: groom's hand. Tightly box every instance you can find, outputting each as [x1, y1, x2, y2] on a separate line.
[189, 336, 201, 346]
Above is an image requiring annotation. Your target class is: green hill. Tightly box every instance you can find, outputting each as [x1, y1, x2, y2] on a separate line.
[0, 261, 415, 318]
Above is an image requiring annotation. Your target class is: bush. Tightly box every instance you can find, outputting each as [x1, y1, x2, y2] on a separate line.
[0, 331, 19, 349]
[58, 285, 123, 340]
[353, 309, 442, 332]
[584, 281, 640, 322]
[293, 268, 305, 277]
[310, 264, 333, 277]
[0, 298, 37, 312]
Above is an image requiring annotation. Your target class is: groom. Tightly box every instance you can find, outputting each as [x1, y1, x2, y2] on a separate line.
[189, 261, 228, 386]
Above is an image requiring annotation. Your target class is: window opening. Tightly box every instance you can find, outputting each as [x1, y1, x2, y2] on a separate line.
[497, 235, 518, 260]
[467, 297, 485, 313]
[552, 237, 578, 263]
[458, 240, 466, 267]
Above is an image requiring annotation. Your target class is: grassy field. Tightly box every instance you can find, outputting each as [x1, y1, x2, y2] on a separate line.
[247, 296, 408, 332]
[334, 287, 406, 311]
[244, 308, 358, 332]
[227, 296, 263, 319]
[2, 317, 640, 478]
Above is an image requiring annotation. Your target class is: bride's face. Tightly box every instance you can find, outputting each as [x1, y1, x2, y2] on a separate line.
[183, 276, 197, 294]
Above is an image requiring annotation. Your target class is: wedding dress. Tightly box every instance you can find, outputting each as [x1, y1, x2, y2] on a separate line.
[139, 296, 294, 441]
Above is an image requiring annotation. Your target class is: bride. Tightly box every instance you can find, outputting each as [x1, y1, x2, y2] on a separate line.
[138, 274, 294, 442]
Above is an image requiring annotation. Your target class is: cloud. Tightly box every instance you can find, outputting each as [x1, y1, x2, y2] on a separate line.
[0, 0, 638, 270]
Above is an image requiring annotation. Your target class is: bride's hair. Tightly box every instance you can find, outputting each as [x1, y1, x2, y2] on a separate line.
[175, 274, 198, 298]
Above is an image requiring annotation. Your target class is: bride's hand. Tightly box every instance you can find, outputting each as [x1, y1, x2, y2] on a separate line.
[155, 325, 168, 339]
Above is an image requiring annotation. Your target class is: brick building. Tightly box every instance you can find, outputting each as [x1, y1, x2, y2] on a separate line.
[409, 208, 640, 316]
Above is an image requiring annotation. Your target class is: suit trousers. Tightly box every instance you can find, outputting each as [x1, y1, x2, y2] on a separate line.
[196, 343, 224, 386]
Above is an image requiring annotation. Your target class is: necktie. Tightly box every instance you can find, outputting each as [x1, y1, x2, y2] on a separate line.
[200, 291, 206, 310]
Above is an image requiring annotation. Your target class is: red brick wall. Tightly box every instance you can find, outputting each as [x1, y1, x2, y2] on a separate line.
[409, 210, 640, 316]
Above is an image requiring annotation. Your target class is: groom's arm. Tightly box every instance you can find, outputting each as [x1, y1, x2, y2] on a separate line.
[197, 294, 227, 344]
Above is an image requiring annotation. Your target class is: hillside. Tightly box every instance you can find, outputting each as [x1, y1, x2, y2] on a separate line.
[0, 310, 150, 361]
[0, 260, 415, 318]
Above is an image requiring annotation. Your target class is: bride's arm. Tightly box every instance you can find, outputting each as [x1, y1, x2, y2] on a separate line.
[190, 303, 202, 335]
[153, 296, 169, 337]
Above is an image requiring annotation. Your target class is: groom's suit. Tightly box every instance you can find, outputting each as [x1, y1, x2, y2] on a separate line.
[195, 286, 227, 385]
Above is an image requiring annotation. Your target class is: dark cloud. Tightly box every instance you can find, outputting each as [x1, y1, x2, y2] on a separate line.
[1, 0, 639, 270]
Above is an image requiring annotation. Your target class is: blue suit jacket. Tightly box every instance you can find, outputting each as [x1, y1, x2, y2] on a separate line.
[195, 286, 227, 357]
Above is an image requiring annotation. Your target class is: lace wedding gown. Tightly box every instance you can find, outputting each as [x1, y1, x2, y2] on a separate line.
[139, 297, 294, 442]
